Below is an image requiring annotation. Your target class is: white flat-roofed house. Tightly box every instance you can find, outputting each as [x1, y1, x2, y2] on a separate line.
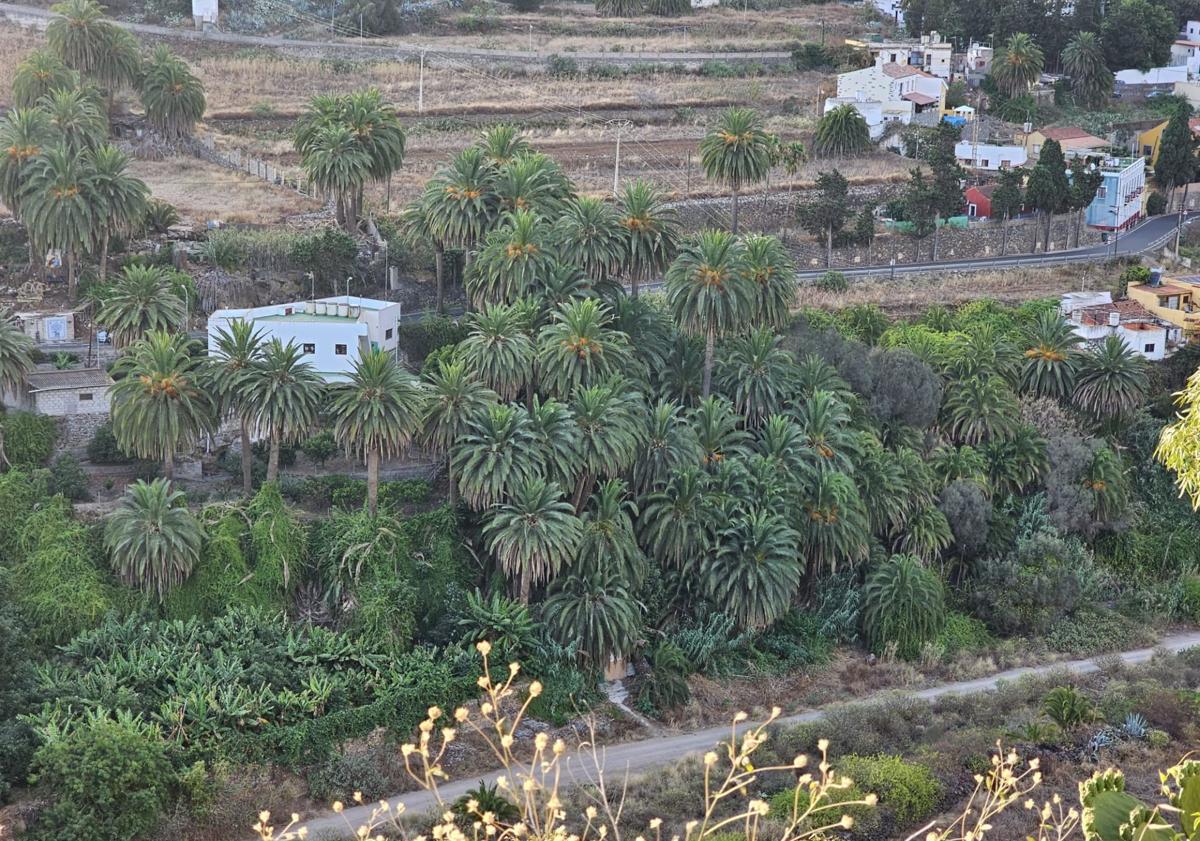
[829, 63, 946, 139]
[207, 296, 402, 381]
[954, 140, 1029, 170]
[1061, 292, 1178, 360]
[866, 32, 953, 80]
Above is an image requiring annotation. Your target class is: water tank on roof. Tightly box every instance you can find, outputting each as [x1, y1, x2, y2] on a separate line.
[316, 301, 329, 315]
[1109, 311, 1121, 327]
[337, 303, 350, 318]
[1150, 267, 1164, 286]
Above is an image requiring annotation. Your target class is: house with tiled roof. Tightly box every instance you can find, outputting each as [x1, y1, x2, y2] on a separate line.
[1018, 125, 1109, 158]
[865, 32, 953, 79]
[1061, 291, 1179, 360]
[828, 63, 947, 139]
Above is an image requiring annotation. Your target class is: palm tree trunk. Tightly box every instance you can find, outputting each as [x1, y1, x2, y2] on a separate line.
[932, 217, 940, 261]
[0, 425, 8, 472]
[1001, 212, 1009, 256]
[67, 250, 76, 300]
[826, 223, 833, 268]
[434, 243, 446, 314]
[1031, 217, 1039, 253]
[1177, 181, 1191, 256]
[731, 184, 740, 235]
[572, 469, 594, 514]
[240, 418, 253, 497]
[163, 448, 174, 480]
[367, 447, 380, 517]
[518, 569, 531, 605]
[99, 232, 110, 282]
[267, 435, 280, 483]
[702, 327, 715, 398]
[631, 271, 640, 300]
[447, 449, 457, 508]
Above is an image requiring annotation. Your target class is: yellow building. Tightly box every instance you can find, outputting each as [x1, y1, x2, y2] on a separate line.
[1136, 120, 1168, 165]
[1017, 126, 1109, 158]
[1127, 276, 1200, 339]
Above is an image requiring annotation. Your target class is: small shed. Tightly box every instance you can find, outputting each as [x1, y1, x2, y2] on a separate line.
[964, 184, 996, 219]
[22, 368, 113, 417]
[192, 0, 218, 28]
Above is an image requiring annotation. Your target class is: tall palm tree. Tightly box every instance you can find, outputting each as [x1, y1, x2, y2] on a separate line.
[0, 109, 56, 266]
[96, 265, 185, 347]
[1062, 32, 1112, 108]
[617, 179, 679, 299]
[300, 122, 372, 232]
[421, 359, 497, 506]
[39, 86, 107, 153]
[552, 195, 625, 288]
[140, 46, 206, 140]
[571, 380, 645, 511]
[401, 189, 451, 313]
[46, 0, 117, 78]
[20, 142, 97, 296]
[742, 233, 796, 329]
[425, 146, 499, 286]
[575, 478, 645, 585]
[698, 107, 771, 234]
[1019, 309, 1082, 399]
[535, 298, 635, 398]
[543, 569, 641, 667]
[104, 478, 203, 601]
[992, 33, 1045, 98]
[206, 319, 267, 497]
[0, 315, 35, 471]
[494, 152, 572, 218]
[330, 348, 427, 517]
[665, 229, 754, 397]
[12, 50, 77, 109]
[794, 390, 860, 475]
[110, 331, 215, 478]
[343, 88, 406, 186]
[453, 403, 537, 510]
[813, 105, 871, 157]
[941, 376, 1021, 445]
[457, 303, 535, 401]
[981, 424, 1047, 496]
[1073, 336, 1148, 430]
[466, 209, 557, 307]
[527, 396, 583, 491]
[639, 465, 711, 567]
[477, 124, 532, 166]
[704, 508, 801, 630]
[631, 399, 702, 494]
[692, 394, 752, 467]
[89, 144, 148, 280]
[483, 476, 581, 603]
[247, 339, 324, 483]
[799, 469, 870, 577]
[894, 504, 953, 563]
[92, 27, 141, 111]
[715, 326, 796, 427]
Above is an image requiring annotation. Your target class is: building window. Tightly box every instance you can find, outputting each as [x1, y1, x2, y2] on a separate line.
[1096, 186, 1107, 199]
[385, 328, 394, 340]
[981, 159, 989, 167]
[1145, 343, 1156, 353]
[78, 392, 93, 401]
[284, 307, 293, 316]
[303, 343, 316, 354]
[335, 344, 348, 355]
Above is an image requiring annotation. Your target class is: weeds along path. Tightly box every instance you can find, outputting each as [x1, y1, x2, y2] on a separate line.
[294, 631, 1200, 841]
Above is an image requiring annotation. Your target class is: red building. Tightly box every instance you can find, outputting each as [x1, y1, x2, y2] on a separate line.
[964, 184, 996, 219]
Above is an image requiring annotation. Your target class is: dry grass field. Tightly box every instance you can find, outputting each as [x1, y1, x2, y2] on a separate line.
[127, 157, 322, 225]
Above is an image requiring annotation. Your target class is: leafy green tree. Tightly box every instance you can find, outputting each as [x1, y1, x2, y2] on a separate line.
[991, 167, 1024, 256]
[543, 569, 641, 667]
[105, 478, 203, 600]
[140, 46, 206, 140]
[467, 209, 557, 307]
[12, 50, 77, 109]
[247, 339, 324, 483]
[1073, 335, 1148, 429]
[458, 302, 535, 401]
[1063, 32, 1112, 107]
[88, 144, 148, 281]
[206, 319, 267, 496]
[1157, 366, 1200, 508]
[704, 508, 801, 630]
[96, 265, 185, 347]
[1066, 158, 1103, 247]
[1102, 0, 1176, 70]
[535, 298, 634, 399]
[0, 317, 35, 471]
[421, 359, 497, 507]
[991, 32, 1044, 97]
[861, 553, 946, 660]
[1025, 138, 1070, 252]
[330, 348, 427, 517]
[617, 178, 679, 298]
[553, 195, 624, 288]
[665, 229, 754, 397]
[796, 169, 850, 269]
[921, 122, 967, 261]
[899, 167, 938, 260]
[110, 331, 215, 478]
[1155, 102, 1198, 254]
[454, 403, 537, 510]
[484, 476, 581, 603]
[813, 104, 871, 158]
[698, 107, 771, 233]
[1019, 309, 1082, 399]
[20, 142, 97, 295]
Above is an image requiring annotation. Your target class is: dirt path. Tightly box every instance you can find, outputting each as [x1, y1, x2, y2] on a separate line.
[293, 631, 1200, 841]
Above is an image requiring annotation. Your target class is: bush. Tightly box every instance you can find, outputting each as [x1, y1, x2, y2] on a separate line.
[396, 315, 467, 366]
[861, 554, 945, 660]
[2, 411, 55, 467]
[86, 422, 131, 464]
[815, 270, 848, 292]
[162, 511, 264, 620]
[306, 750, 392, 803]
[49, 454, 90, 501]
[1119, 264, 1151, 293]
[527, 664, 596, 725]
[1182, 576, 1200, 621]
[1147, 192, 1167, 216]
[767, 779, 879, 833]
[1042, 685, 1098, 730]
[837, 754, 942, 823]
[546, 54, 579, 78]
[936, 612, 993, 657]
[288, 228, 359, 290]
[1045, 606, 1155, 655]
[791, 43, 832, 70]
[29, 714, 173, 841]
[636, 640, 692, 711]
[300, 430, 338, 466]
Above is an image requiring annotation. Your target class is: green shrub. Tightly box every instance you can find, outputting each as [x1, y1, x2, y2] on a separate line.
[754, 609, 833, 670]
[1181, 576, 1200, 622]
[969, 528, 1091, 635]
[637, 640, 692, 711]
[162, 512, 262, 620]
[48, 454, 90, 501]
[936, 612, 993, 657]
[0, 591, 39, 803]
[767, 780, 879, 832]
[861, 554, 945, 660]
[396, 315, 467, 366]
[29, 714, 173, 841]
[1147, 192, 1167, 216]
[458, 589, 537, 660]
[1042, 685, 1099, 730]
[200, 229, 247, 271]
[546, 54, 578, 78]
[1045, 606, 1155, 655]
[248, 483, 307, 600]
[2, 411, 55, 467]
[306, 750, 392, 803]
[348, 572, 417, 653]
[837, 754, 942, 823]
[300, 430, 338, 466]
[815, 270, 848, 293]
[792, 43, 832, 70]
[1119, 265, 1151, 292]
[380, 479, 433, 508]
[527, 664, 596, 725]
[288, 228, 358, 290]
[86, 422, 131, 464]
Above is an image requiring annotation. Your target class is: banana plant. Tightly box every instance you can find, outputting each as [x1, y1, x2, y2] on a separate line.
[1080, 763, 1200, 840]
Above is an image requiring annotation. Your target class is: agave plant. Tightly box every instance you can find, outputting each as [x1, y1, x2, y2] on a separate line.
[861, 553, 945, 660]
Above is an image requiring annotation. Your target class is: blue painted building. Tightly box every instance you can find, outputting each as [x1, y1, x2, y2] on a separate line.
[1084, 156, 1146, 231]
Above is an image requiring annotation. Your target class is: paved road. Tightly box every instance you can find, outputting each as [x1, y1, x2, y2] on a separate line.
[0, 2, 793, 67]
[292, 631, 1200, 841]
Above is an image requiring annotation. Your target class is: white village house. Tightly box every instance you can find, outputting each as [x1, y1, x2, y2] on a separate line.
[829, 63, 946, 140]
[954, 140, 1028, 171]
[865, 33, 954, 79]
[207, 296, 403, 382]
[1060, 291, 1178, 361]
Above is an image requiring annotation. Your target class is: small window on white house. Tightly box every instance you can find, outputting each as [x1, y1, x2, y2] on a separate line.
[303, 343, 316, 354]
[1145, 343, 1156, 353]
[78, 392, 93, 401]
[982, 159, 989, 167]
[335, 344, 348, 355]
[385, 328, 394, 340]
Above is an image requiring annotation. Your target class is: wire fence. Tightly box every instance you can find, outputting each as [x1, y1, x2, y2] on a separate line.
[192, 134, 320, 201]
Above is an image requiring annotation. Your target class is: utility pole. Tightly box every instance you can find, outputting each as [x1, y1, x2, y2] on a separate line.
[686, 151, 692, 197]
[330, 0, 335, 36]
[529, 24, 533, 51]
[360, 12, 364, 40]
[613, 122, 623, 196]
[418, 51, 425, 113]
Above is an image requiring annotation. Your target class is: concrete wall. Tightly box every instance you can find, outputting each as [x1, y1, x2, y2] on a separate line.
[33, 386, 112, 417]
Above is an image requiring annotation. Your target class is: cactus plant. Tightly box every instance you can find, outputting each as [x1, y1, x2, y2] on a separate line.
[1079, 769, 1177, 841]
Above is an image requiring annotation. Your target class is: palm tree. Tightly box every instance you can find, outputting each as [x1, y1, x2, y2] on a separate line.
[617, 179, 679, 299]
[466, 209, 557, 307]
[96, 265, 185, 347]
[39, 86, 107, 153]
[453, 403, 538, 510]
[477, 124, 532, 166]
[92, 27, 141, 110]
[1019, 309, 1082, 399]
[704, 508, 801, 630]
[483, 476, 582, 603]
[12, 50, 77, 109]
[639, 466, 711, 567]
[665, 229, 754, 397]
[535, 298, 635, 398]
[458, 303, 535, 401]
[206, 319, 267, 497]
[992, 33, 1045, 98]
[794, 390, 860, 475]
[20, 143, 97, 296]
[543, 569, 641, 666]
[1073, 336, 1148, 429]
[631, 400, 702, 494]
[1062, 32, 1112, 108]
[421, 359, 497, 506]
[104, 478, 203, 602]
[110, 331, 215, 478]
[981, 424, 1047, 496]
[571, 380, 645, 510]
[894, 504, 953, 563]
[89, 144, 149, 281]
[0, 315, 35, 471]
[300, 122, 372, 232]
[698, 107, 771, 234]
[527, 396, 583, 490]
[742, 233, 796, 329]
[715, 326, 796, 427]
[576, 478, 645, 585]
[799, 470, 870, 577]
[343, 88, 406, 186]
[425, 146, 499, 288]
[401, 190, 451, 313]
[330, 348, 427, 517]
[813, 105, 871, 157]
[692, 394, 752, 467]
[0, 109, 56, 266]
[553, 195, 625, 288]
[247, 339, 324, 483]
[46, 0, 117, 78]
[942, 376, 1021, 445]
[140, 46, 206, 140]
[494, 152, 572, 218]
